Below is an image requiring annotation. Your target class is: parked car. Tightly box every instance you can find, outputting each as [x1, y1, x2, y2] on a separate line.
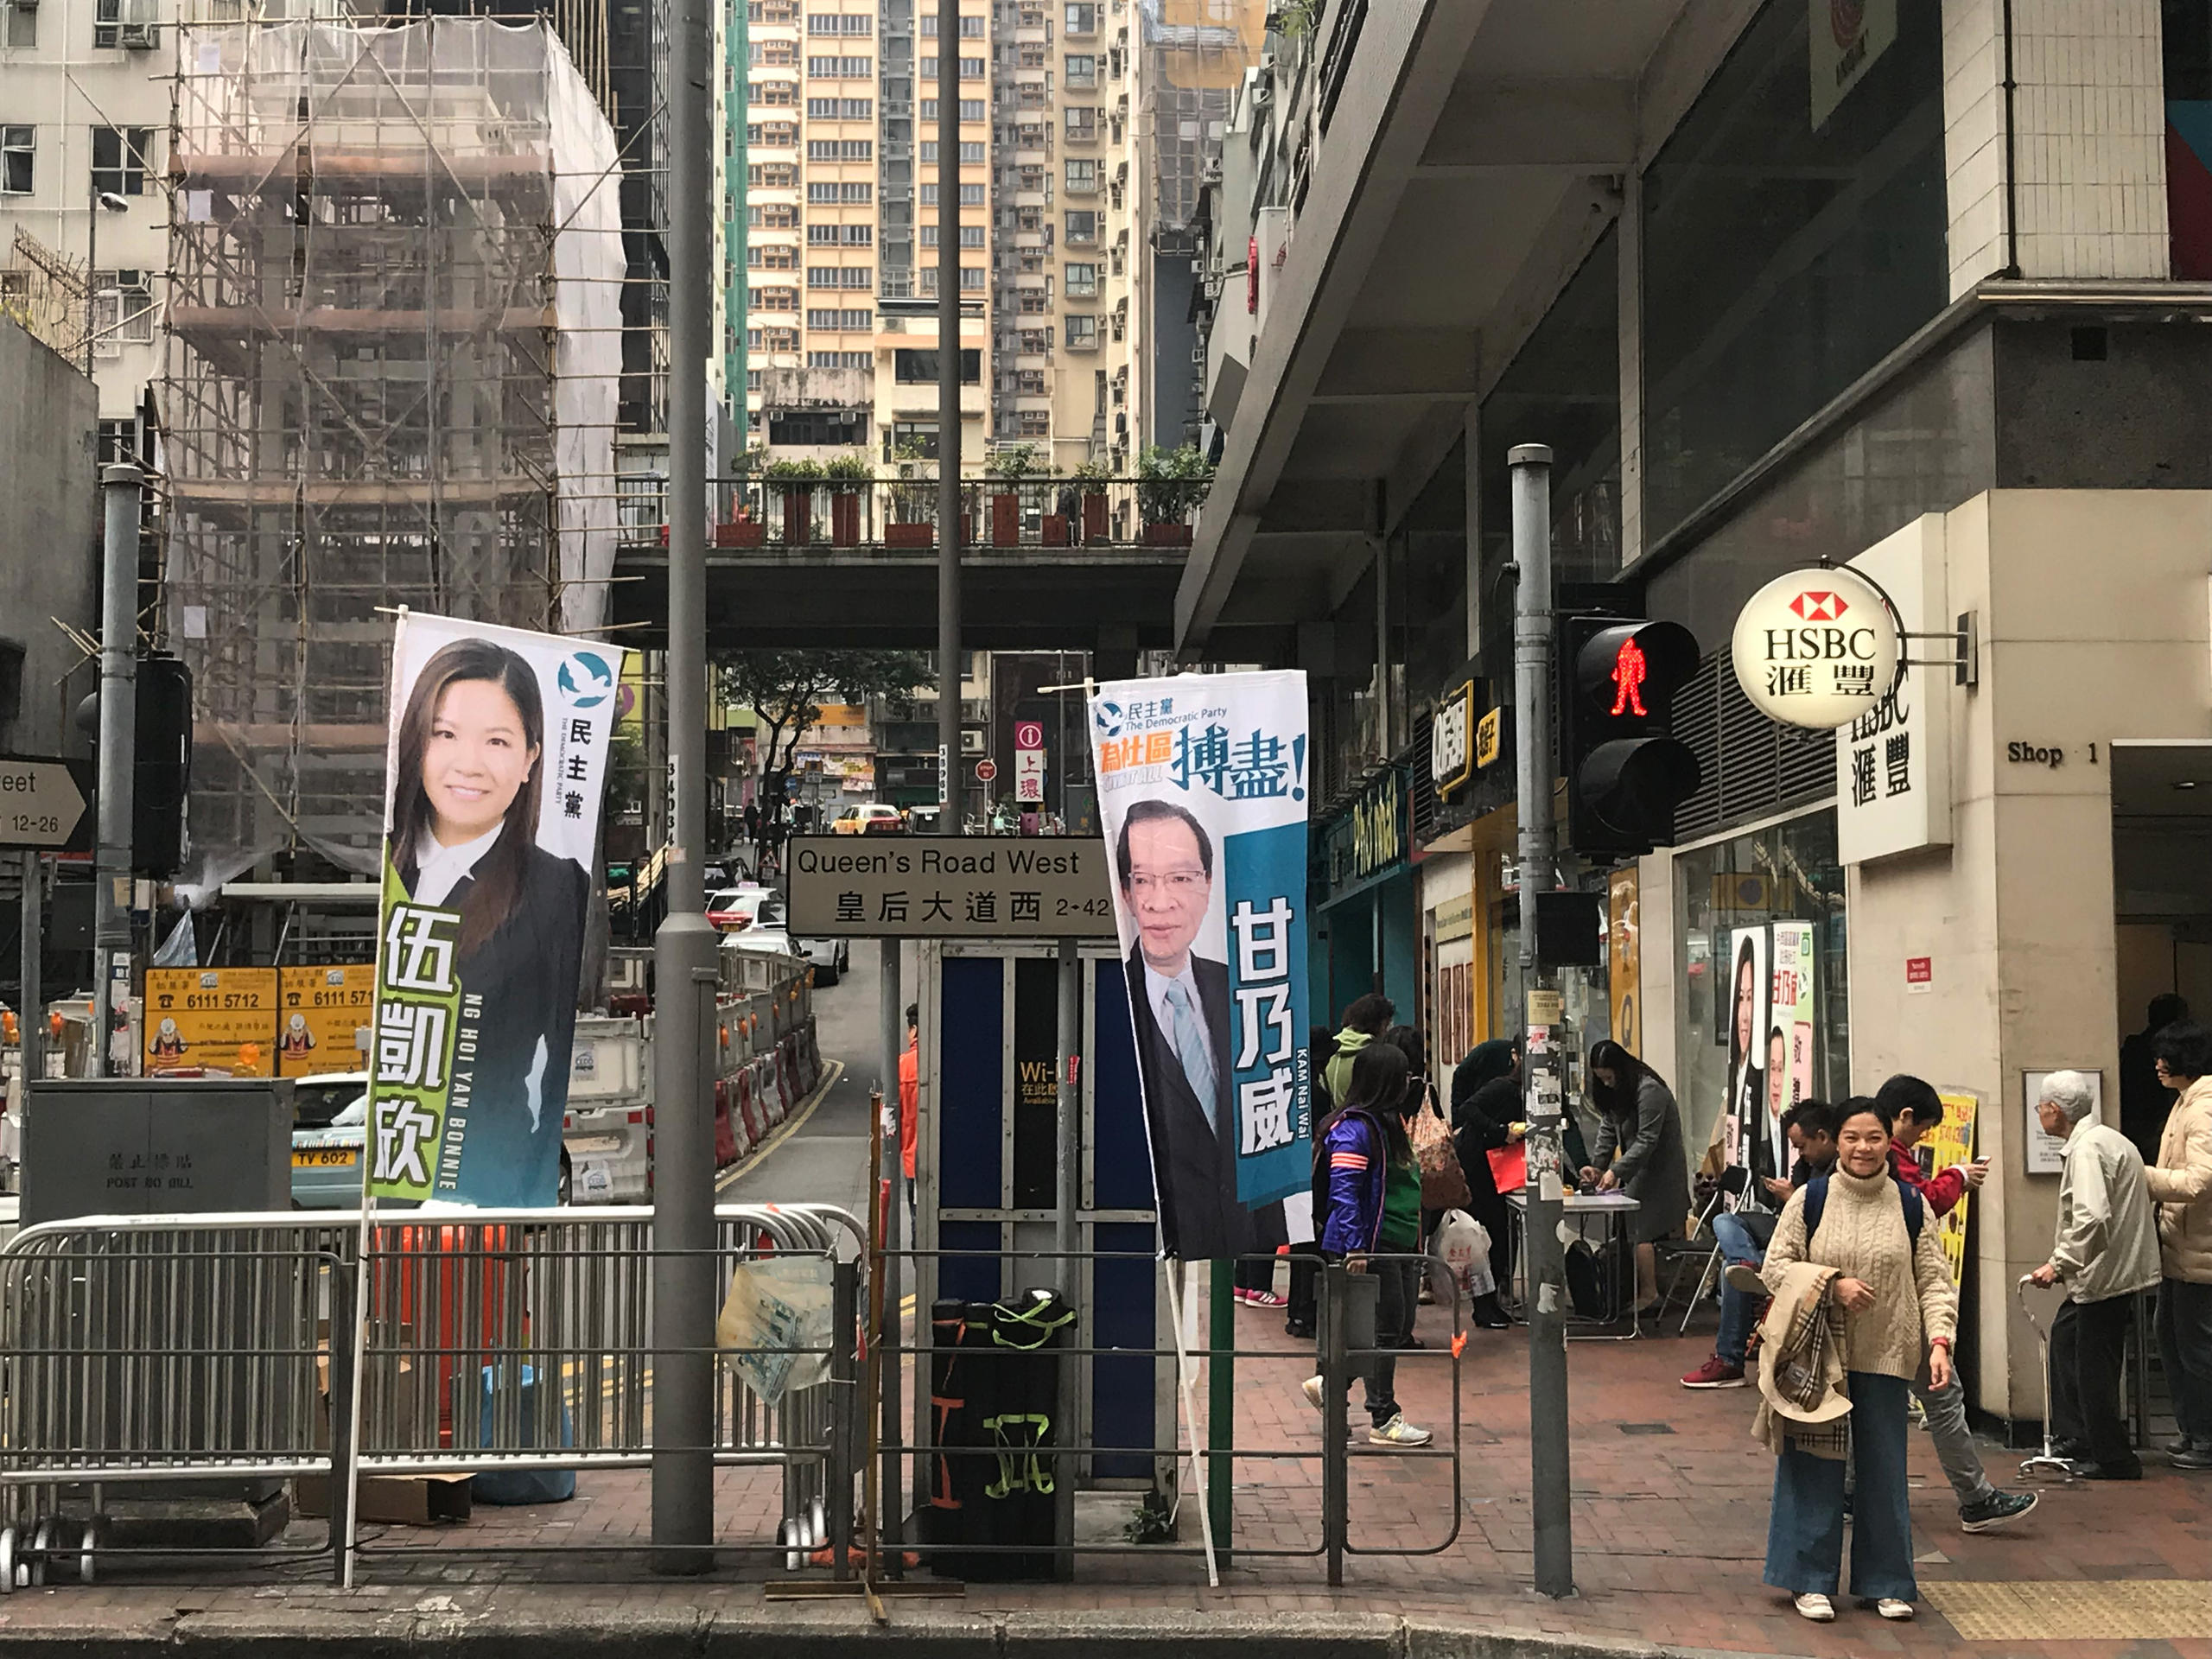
[831, 803, 907, 836]
[290, 1072, 369, 1208]
[723, 920, 849, 987]
[706, 885, 779, 932]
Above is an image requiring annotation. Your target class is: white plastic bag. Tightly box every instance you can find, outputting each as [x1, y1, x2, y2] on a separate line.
[715, 1255, 835, 1407]
[1433, 1209, 1496, 1300]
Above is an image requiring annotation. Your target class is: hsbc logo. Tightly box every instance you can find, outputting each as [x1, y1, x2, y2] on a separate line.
[1789, 591, 1849, 621]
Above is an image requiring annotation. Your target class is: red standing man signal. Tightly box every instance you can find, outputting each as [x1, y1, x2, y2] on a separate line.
[1609, 635, 1649, 717]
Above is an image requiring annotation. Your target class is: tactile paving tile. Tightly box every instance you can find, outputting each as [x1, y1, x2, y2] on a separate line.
[1923, 1579, 2212, 1640]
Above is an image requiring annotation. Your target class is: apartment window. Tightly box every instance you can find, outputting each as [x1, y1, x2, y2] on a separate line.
[918, 183, 986, 206]
[918, 99, 987, 123]
[1065, 157, 1096, 194]
[918, 141, 986, 163]
[1065, 2, 1096, 36]
[804, 308, 873, 330]
[747, 327, 763, 348]
[807, 98, 874, 119]
[1016, 410, 1050, 436]
[1, 127, 30, 194]
[808, 181, 874, 203]
[806, 11, 870, 32]
[1065, 315, 1097, 348]
[92, 127, 154, 195]
[1064, 261, 1098, 298]
[806, 265, 874, 288]
[1064, 210, 1097, 245]
[808, 350, 871, 369]
[92, 269, 154, 347]
[759, 38, 794, 63]
[918, 266, 987, 293]
[808, 223, 874, 245]
[93, 0, 156, 48]
[918, 225, 986, 247]
[751, 286, 800, 310]
[918, 55, 985, 79]
[750, 162, 798, 188]
[893, 347, 981, 384]
[757, 245, 797, 269]
[762, 327, 799, 351]
[1065, 53, 1096, 86]
[752, 79, 797, 105]
[5, 2, 36, 48]
[758, 202, 798, 227]
[918, 13, 984, 35]
[806, 54, 871, 76]
[1017, 291, 1049, 314]
[1064, 107, 1096, 142]
[753, 122, 799, 147]
[807, 139, 874, 161]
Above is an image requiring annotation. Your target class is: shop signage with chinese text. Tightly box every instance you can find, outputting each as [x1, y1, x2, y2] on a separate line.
[1730, 564, 1898, 729]
[1835, 517, 1952, 862]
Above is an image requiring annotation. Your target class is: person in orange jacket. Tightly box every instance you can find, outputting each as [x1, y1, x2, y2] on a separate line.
[897, 1002, 919, 1225]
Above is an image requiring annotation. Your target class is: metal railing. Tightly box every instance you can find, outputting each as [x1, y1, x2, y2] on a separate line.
[619, 474, 1207, 551]
[0, 1202, 865, 1589]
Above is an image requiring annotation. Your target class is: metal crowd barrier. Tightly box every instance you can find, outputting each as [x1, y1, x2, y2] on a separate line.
[0, 1202, 865, 1589]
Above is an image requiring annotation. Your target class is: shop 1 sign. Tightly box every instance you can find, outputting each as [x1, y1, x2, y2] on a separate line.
[1730, 565, 1898, 729]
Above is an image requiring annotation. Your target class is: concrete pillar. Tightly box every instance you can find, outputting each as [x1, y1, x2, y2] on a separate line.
[1943, 0, 2169, 297]
[1614, 171, 1645, 569]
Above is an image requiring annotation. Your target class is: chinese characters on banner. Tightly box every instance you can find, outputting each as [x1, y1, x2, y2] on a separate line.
[1771, 921, 1815, 1166]
[364, 613, 617, 1208]
[1090, 671, 1311, 1261]
[1923, 1090, 1980, 1287]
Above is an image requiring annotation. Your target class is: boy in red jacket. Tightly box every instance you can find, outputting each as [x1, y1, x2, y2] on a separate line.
[1872, 1076, 2036, 1533]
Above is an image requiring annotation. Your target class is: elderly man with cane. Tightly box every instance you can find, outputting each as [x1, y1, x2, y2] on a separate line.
[2028, 1070, 2162, 1479]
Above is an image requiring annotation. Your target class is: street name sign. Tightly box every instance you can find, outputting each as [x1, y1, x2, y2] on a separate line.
[0, 754, 92, 852]
[785, 835, 1116, 938]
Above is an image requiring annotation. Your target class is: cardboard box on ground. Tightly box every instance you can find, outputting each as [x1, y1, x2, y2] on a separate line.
[298, 1321, 474, 1526]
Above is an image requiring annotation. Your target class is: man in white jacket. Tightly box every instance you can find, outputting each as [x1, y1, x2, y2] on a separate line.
[2028, 1070, 2162, 1479]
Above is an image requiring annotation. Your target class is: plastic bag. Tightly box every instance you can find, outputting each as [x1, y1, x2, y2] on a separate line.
[1432, 1208, 1496, 1300]
[1410, 1095, 1471, 1209]
[716, 1255, 835, 1407]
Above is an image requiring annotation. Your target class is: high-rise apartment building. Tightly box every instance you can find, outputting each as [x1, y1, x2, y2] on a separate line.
[988, 0, 1139, 472]
[744, 0, 989, 464]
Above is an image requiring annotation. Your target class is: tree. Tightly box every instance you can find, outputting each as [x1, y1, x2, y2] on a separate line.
[720, 649, 931, 810]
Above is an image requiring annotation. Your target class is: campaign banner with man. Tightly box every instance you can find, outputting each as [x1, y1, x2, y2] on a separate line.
[364, 612, 618, 1207]
[1090, 671, 1311, 1261]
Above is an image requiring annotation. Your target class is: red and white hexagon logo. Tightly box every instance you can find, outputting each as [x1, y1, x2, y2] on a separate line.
[1789, 590, 1850, 621]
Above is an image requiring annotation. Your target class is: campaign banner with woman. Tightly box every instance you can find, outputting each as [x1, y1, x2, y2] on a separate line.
[364, 613, 617, 1207]
[1721, 925, 1769, 1173]
[1089, 671, 1311, 1262]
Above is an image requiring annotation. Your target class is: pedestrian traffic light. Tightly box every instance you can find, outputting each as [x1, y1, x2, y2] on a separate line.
[133, 652, 191, 879]
[1558, 613, 1701, 856]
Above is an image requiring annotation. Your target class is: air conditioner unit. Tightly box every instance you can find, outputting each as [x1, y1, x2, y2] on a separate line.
[118, 21, 156, 46]
[960, 730, 985, 753]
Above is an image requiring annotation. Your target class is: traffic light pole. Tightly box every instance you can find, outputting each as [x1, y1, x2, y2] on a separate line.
[1509, 442, 1573, 1599]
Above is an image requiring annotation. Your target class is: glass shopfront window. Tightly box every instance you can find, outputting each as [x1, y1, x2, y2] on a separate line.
[1672, 810, 1849, 1163]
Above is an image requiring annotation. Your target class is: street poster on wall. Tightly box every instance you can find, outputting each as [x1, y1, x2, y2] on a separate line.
[144, 967, 278, 1077]
[1722, 925, 1770, 1173]
[1090, 670, 1311, 1261]
[363, 612, 617, 1208]
[277, 964, 375, 1077]
[1924, 1090, 1980, 1288]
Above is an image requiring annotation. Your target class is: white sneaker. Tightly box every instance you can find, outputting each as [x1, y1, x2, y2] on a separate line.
[1874, 1598, 1914, 1621]
[1368, 1414, 1433, 1447]
[1301, 1375, 1324, 1412]
[1793, 1593, 1835, 1623]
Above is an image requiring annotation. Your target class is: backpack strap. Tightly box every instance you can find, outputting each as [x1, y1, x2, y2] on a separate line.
[1803, 1173, 1923, 1247]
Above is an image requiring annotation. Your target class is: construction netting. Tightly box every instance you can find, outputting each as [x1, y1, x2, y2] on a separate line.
[1137, 0, 1266, 236]
[164, 16, 623, 895]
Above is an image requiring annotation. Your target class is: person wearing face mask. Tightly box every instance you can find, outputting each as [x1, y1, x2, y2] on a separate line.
[386, 637, 589, 1207]
[1758, 1096, 1957, 1626]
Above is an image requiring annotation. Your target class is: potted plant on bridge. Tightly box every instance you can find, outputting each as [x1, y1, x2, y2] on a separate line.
[766, 458, 822, 547]
[986, 443, 1041, 548]
[823, 453, 871, 547]
[1072, 456, 1115, 545]
[1137, 443, 1211, 547]
[885, 438, 935, 549]
[715, 446, 769, 546]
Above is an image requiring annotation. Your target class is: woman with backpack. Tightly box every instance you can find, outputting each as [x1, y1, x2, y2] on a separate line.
[1299, 1041, 1433, 1447]
[1758, 1095, 1957, 1625]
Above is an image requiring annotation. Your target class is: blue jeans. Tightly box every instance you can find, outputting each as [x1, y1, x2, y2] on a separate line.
[1713, 1212, 1764, 1367]
[1764, 1371, 1917, 1603]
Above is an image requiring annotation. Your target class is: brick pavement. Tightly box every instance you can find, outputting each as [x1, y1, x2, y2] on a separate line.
[3, 1281, 2210, 1656]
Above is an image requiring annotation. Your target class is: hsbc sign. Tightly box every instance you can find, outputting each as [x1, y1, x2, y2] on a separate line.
[1729, 566, 1899, 730]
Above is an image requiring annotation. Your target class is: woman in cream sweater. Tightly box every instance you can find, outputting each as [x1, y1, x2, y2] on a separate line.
[1759, 1096, 1959, 1625]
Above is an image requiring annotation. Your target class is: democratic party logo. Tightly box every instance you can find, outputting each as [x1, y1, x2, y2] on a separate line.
[1092, 699, 1126, 739]
[557, 651, 615, 709]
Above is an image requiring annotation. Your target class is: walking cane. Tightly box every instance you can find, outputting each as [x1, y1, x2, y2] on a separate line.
[2015, 1274, 2082, 1482]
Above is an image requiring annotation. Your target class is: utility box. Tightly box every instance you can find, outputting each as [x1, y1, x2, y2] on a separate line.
[22, 1077, 293, 1225]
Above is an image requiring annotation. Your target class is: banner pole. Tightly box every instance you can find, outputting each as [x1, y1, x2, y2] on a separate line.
[340, 1193, 374, 1588]
[1160, 1260, 1217, 1587]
